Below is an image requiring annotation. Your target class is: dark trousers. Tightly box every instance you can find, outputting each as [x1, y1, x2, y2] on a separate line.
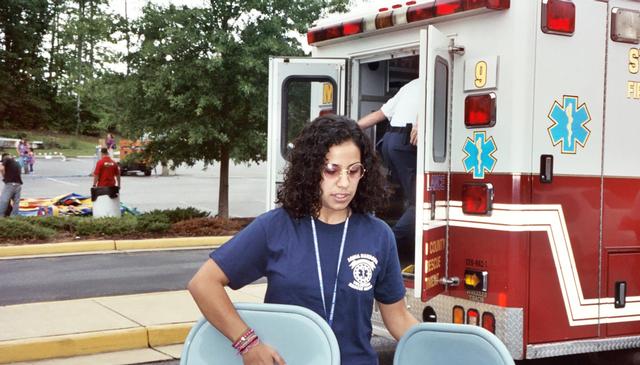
[380, 130, 417, 247]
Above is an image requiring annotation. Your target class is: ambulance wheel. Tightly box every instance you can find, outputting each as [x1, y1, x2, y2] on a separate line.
[144, 169, 151, 176]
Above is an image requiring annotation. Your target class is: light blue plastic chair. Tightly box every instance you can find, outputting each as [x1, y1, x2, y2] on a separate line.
[393, 323, 515, 365]
[180, 302, 340, 365]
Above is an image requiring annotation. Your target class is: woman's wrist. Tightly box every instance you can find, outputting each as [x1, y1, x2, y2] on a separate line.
[232, 327, 260, 355]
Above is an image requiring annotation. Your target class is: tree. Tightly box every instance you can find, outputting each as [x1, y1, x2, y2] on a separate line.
[108, 0, 348, 218]
[0, 0, 52, 129]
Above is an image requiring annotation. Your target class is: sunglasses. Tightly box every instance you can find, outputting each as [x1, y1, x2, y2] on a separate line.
[322, 162, 366, 180]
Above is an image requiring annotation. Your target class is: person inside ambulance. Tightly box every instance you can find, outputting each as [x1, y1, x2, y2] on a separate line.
[357, 79, 418, 255]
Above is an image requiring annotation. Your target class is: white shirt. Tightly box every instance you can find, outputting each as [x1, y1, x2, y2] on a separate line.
[380, 79, 420, 127]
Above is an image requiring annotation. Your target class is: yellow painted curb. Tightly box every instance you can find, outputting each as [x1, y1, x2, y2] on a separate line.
[115, 236, 231, 251]
[147, 322, 196, 347]
[0, 240, 115, 258]
[0, 327, 148, 364]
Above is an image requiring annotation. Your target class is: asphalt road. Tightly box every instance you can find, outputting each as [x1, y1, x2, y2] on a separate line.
[0, 249, 214, 306]
[20, 157, 268, 216]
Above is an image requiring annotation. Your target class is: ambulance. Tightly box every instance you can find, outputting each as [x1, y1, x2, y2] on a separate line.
[266, 0, 640, 359]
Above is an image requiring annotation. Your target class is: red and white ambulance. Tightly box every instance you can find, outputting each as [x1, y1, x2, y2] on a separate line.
[267, 0, 640, 359]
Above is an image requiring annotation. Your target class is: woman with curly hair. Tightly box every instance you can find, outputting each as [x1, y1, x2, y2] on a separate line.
[188, 114, 418, 365]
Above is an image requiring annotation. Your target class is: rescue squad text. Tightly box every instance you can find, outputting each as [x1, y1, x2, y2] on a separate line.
[628, 48, 640, 99]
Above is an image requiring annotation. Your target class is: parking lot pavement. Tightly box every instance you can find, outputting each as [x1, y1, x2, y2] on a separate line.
[19, 158, 267, 217]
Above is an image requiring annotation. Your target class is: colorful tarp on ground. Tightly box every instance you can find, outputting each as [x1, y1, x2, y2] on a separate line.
[18, 193, 137, 216]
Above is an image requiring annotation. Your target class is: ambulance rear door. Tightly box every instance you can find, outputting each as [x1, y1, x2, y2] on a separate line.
[267, 57, 348, 210]
[417, 25, 451, 301]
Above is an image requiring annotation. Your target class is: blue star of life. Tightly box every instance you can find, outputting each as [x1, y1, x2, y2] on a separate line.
[463, 132, 497, 179]
[547, 96, 591, 154]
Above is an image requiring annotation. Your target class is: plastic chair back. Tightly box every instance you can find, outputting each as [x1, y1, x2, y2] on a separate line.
[393, 322, 515, 365]
[181, 302, 340, 365]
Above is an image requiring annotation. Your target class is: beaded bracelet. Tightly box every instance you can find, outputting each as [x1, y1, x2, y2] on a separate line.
[239, 336, 260, 355]
[232, 328, 260, 355]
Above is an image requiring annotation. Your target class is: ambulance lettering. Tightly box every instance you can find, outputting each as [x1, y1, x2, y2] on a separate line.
[547, 95, 591, 154]
[627, 48, 640, 99]
[462, 131, 497, 179]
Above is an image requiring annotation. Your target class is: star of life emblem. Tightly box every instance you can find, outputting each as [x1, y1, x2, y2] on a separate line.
[547, 95, 591, 154]
[462, 131, 497, 179]
[347, 253, 378, 291]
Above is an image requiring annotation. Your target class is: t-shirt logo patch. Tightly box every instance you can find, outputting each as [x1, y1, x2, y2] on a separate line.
[347, 253, 378, 291]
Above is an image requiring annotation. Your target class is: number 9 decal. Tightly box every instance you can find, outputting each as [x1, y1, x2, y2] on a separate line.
[474, 61, 487, 88]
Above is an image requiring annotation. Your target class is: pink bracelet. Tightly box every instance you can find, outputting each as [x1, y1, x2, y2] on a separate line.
[232, 328, 259, 355]
[239, 336, 260, 355]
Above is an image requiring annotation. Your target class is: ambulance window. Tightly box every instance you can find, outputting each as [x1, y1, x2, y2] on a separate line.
[281, 77, 337, 158]
[432, 56, 449, 163]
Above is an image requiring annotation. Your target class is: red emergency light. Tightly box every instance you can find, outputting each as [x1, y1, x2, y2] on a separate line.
[467, 308, 480, 325]
[541, 0, 575, 35]
[465, 93, 496, 127]
[306, 19, 364, 44]
[435, 0, 462, 16]
[406, 2, 436, 23]
[462, 183, 494, 215]
[482, 312, 496, 333]
[309, 0, 509, 44]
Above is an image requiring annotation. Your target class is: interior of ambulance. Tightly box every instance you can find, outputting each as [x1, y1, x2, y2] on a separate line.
[357, 55, 419, 271]
[280, 54, 420, 272]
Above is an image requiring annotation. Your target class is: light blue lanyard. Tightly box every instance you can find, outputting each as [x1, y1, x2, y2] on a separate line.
[310, 216, 349, 327]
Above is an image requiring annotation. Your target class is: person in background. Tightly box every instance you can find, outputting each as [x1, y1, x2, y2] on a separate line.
[188, 115, 418, 365]
[15, 138, 29, 174]
[93, 147, 120, 188]
[0, 153, 23, 217]
[105, 133, 116, 156]
[357, 79, 419, 253]
[27, 148, 35, 173]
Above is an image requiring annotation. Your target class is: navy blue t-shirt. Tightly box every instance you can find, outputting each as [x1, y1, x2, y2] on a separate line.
[210, 207, 405, 365]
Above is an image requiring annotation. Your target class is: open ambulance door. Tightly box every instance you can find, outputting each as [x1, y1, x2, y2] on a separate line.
[416, 26, 451, 302]
[266, 57, 348, 210]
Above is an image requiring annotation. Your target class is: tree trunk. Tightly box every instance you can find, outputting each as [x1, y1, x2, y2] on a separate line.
[217, 145, 229, 219]
[75, 0, 85, 136]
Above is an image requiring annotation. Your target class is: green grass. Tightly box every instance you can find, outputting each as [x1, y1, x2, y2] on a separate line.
[0, 129, 106, 158]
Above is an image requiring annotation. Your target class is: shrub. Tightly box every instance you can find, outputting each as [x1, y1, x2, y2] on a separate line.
[136, 212, 171, 233]
[22, 216, 78, 232]
[0, 218, 56, 240]
[42, 137, 62, 149]
[75, 216, 138, 236]
[144, 207, 209, 224]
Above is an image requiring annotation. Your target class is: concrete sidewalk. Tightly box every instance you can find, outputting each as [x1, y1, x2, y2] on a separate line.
[0, 285, 268, 364]
[0, 236, 232, 364]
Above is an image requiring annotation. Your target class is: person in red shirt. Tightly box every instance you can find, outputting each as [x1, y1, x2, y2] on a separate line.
[93, 147, 121, 188]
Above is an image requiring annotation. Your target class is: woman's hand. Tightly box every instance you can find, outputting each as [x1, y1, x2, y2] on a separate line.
[241, 342, 286, 365]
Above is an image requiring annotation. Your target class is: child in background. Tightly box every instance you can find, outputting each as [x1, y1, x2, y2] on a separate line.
[27, 148, 35, 173]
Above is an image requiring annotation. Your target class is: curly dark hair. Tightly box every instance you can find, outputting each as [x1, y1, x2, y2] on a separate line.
[276, 114, 388, 218]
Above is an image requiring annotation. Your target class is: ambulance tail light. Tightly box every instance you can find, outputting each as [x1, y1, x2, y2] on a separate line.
[462, 183, 494, 215]
[541, 0, 575, 36]
[482, 312, 496, 333]
[611, 8, 640, 44]
[467, 308, 480, 325]
[453, 306, 465, 324]
[465, 93, 496, 127]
